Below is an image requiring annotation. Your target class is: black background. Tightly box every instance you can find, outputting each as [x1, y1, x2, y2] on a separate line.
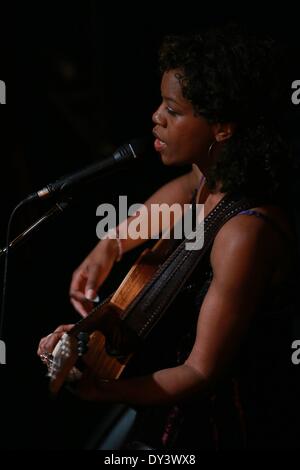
[1, 4, 300, 449]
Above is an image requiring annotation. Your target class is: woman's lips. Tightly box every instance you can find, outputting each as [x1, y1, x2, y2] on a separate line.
[154, 138, 166, 152]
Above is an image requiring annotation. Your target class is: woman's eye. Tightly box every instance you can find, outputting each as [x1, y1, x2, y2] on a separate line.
[166, 107, 178, 116]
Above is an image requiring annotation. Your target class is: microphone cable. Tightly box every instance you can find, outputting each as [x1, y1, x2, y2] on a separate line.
[0, 198, 29, 340]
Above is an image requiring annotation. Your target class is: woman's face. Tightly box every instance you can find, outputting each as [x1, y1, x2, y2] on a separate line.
[152, 69, 215, 168]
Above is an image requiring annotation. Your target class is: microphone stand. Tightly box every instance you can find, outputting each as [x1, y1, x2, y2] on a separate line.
[0, 199, 71, 258]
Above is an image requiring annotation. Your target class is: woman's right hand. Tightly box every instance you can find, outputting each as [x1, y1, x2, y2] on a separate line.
[69, 238, 119, 317]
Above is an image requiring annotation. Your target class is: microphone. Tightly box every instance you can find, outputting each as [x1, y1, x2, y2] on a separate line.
[25, 138, 147, 202]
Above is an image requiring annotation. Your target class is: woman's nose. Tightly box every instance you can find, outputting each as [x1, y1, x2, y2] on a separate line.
[152, 107, 164, 125]
[152, 109, 160, 124]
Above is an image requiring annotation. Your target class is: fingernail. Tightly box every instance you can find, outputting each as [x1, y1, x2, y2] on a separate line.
[85, 289, 95, 300]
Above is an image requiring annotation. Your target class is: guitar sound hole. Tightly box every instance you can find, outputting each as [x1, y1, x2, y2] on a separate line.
[104, 339, 129, 361]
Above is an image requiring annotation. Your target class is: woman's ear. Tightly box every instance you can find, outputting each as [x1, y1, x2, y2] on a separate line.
[213, 122, 236, 142]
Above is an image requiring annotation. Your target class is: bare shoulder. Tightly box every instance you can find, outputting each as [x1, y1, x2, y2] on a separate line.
[213, 204, 292, 256]
[213, 208, 274, 249]
[210, 208, 285, 287]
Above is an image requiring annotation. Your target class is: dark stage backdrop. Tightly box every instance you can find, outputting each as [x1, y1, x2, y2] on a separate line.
[1, 5, 300, 449]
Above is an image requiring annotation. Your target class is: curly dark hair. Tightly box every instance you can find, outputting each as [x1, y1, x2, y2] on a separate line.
[159, 24, 292, 201]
